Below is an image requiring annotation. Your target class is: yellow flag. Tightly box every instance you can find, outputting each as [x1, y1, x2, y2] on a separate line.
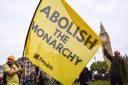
[24, 0, 102, 84]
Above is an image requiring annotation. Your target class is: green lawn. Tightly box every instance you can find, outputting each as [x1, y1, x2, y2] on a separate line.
[90, 81, 109, 85]
[35, 79, 110, 85]
[73, 80, 109, 85]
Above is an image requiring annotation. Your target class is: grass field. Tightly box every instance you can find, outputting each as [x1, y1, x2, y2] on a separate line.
[73, 80, 109, 85]
[0, 80, 110, 85]
[89, 80, 109, 85]
[40, 80, 110, 85]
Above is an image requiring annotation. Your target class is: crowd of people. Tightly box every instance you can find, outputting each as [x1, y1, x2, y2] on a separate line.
[92, 72, 109, 81]
[0, 45, 128, 85]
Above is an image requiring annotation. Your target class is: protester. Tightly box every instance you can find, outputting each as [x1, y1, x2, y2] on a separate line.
[3, 55, 23, 85]
[0, 76, 3, 84]
[79, 67, 92, 85]
[103, 45, 128, 85]
[123, 55, 128, 85]
[38, 72, 44, 85]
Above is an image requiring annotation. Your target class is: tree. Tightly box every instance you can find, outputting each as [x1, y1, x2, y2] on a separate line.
[90, 61, 108, 74]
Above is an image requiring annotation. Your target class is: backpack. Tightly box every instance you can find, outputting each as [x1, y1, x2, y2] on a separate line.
[3, 63, 20, 85]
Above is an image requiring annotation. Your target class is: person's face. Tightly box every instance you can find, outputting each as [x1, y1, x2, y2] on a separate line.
[7, 58, 14, 64]
[114, 52, 121, 60]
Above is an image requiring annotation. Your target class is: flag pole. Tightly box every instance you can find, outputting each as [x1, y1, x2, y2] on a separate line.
[21, 0, 42, 77]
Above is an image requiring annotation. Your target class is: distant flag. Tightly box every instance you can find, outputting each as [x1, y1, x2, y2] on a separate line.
[24, 0, 102, 84]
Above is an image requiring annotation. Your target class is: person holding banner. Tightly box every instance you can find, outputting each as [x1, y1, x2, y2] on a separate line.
[3, 55, 23, 85]
[103, 45, 128, 85]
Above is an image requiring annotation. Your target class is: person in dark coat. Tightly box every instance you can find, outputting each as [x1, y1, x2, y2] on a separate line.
[103, 45, 128, 85]
[79, 67, 91, 85]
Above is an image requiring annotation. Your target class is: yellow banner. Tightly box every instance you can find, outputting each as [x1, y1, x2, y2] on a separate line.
[24, 0, 102, 84]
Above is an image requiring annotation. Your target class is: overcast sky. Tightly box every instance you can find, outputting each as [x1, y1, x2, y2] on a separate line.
[0, 0, 128, 67]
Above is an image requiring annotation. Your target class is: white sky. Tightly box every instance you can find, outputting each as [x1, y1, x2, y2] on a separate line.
[0, 0, 128, 67]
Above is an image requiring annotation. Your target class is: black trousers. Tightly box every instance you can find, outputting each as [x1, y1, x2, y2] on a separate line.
[80, 81, 89, 85]
[110, 76, 124, 85]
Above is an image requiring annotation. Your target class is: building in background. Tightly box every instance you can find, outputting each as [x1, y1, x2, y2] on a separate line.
[16, 57, 35, 76]
[99, 22, 113, 69]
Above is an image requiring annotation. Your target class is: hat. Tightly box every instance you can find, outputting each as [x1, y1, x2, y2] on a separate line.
[8, 55, 16, 61]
